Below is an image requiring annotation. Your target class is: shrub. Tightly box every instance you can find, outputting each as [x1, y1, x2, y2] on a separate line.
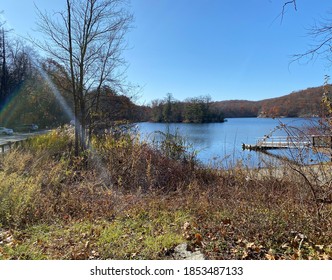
[0, 173, 40, 228]
[26, 126, 74, 158]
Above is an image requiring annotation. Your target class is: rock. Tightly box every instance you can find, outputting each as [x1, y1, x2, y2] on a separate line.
[173, 243, 205, 260]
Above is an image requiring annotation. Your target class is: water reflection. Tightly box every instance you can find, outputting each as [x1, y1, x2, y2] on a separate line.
[137, 118, 323, 168]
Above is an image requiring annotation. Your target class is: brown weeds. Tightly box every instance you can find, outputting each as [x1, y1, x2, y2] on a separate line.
[0, 128, 331, 259]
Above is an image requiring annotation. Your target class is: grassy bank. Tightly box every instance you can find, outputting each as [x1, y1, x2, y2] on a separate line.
[0, 127, 331, 259]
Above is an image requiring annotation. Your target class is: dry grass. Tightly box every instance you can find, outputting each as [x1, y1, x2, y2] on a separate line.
[0, 127, 331, 259]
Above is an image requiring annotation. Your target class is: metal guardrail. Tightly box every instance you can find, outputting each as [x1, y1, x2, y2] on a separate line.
[0, 139, 29, 153]
[0, 130, 51, 153]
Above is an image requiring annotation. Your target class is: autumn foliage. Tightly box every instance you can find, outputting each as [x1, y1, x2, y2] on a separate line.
[0, 127, 331, 260]
[212, 85, 329, 118]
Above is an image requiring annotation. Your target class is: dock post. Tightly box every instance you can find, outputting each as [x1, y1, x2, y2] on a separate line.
[330, 136, 332, 162]
[312, 136, 315, 147]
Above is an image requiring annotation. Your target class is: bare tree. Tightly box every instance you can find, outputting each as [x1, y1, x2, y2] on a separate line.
[279, 1, 332, 65]
[35, 0, 132, 155]
[0, 27, 9, 107]
[293, 16, 332, 64]
[282, 1, 297, 20]
[0, 22, 31, 113]
[274, 0, 298, 23]
[282, 0, 297, 13]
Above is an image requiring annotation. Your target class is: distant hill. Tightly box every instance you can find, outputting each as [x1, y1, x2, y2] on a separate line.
[211, 85, 330, 118]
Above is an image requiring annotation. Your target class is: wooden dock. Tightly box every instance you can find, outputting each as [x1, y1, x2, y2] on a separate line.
[242, 135, 332, 151]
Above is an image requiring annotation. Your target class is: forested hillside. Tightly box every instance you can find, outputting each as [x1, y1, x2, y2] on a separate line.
[212, 85, 329, 118]
[145, 85, 328, 121]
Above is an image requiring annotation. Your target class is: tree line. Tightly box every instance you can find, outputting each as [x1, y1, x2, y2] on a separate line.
[212, 85, 327, 118]
[146, 85, 326, 121]
[0, 26, 35, 122]
[1, 0, 330, 152]
[150, 93, 225, 123]
[0, 1, 148, 146]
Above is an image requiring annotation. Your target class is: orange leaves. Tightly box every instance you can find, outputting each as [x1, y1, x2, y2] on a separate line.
[194, 233, 203, 246]
[182, 222, 204, 247]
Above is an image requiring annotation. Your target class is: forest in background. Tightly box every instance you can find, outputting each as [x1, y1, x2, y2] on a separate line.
[149, 94, 225, 123]
[146, 85, 328, 122]
[0, 20, 329, 129]
[212, 85, 328, 118]
[0, 25, 150, 130]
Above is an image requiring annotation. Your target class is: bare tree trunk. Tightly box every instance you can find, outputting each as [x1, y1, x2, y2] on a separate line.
[0, 29, 8, 106]
[35, 0, 132, 156]
[74, 96, 80, 156]
[80, 93, 87, 151]
[66, 0, 80, 156]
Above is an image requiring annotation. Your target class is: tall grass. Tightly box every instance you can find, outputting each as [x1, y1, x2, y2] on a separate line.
[0, 126, 331, 259]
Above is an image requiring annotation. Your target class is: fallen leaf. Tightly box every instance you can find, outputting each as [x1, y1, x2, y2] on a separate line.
[221, 218, 231, 225]
[194, 233, 203, 246]
[183, 222, 191, 231]
[246, 242, 255, 249]
[265, 253, 275, 260]
[321, 253, 330, 260]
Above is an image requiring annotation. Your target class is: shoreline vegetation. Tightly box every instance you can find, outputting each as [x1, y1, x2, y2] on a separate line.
[1, 0, 332, 261]
[1, 84, 328, 130]
[147, 86, 328, 124]
[150, 94, 225, 123]
[0, 126, 331, 260]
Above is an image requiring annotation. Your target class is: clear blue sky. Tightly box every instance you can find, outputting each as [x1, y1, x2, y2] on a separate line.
[2, 0, 332, 105]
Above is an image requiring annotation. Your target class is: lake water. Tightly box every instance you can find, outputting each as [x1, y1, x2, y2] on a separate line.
[136, 118, 325, 168]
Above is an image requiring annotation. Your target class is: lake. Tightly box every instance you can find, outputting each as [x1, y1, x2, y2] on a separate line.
[136, 118, 325, 168]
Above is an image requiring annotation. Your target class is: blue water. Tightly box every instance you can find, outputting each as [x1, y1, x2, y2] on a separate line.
[136, 118, 326, 167]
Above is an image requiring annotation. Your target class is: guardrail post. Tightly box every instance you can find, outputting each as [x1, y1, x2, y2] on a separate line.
[330, 136, 332, 162]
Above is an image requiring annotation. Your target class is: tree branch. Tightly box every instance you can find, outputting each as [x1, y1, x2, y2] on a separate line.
[281, 0, 297, 23]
